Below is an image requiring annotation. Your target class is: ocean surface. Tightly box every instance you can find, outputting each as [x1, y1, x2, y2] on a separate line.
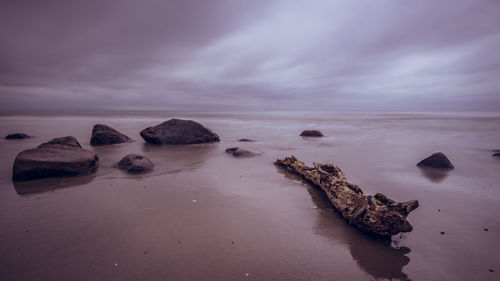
[0, 110, 499, 281]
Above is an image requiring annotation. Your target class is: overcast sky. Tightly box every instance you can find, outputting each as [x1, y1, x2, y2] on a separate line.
[1, 0, 499, 111]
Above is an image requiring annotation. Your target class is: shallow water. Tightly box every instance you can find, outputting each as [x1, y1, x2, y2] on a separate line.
[0, 111, 499, 281]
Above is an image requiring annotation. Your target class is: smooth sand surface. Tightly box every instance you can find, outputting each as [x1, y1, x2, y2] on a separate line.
[1, 111, 499, 281]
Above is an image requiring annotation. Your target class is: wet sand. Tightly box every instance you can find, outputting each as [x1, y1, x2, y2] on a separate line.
[1, 111, 499, 280]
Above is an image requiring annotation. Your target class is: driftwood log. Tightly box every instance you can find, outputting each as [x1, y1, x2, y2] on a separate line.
[275, 156, 419, 237]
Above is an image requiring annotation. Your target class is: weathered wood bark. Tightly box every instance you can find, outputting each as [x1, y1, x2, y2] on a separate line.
[275, 156, 419, 237]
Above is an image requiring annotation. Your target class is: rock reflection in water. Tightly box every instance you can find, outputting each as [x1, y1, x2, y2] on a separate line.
[142, 142, 219, 172]
[419, 167, 449, 183]
[277, 166, 412, 281]
[12, 174, 95, 195]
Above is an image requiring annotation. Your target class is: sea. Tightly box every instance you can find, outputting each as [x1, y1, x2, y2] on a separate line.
[0, 110, 499, 281]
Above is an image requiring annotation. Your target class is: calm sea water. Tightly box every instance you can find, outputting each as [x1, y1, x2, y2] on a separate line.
[0, 111, 499, 281]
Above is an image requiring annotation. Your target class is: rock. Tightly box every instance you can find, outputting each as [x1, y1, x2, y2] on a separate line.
[140, 119, 220, 145]
[417, 152, 454, 169]
[225, 147, 260, 157]
[440, 231, 446, 235]
[116, 154, 154, 174]
[275, 156, 419, 237]
[12, 136, 99, 181]
[492, 152, 500, 157]
[300, 130, 323, 137]
[5, 133, 30, 139]
[238, 138, 254, 142]
[39, 136, 82, 148]
[90, 124, 131, 146]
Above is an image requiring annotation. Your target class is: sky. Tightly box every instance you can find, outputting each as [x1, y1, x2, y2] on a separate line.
[1, 0, 500, 111]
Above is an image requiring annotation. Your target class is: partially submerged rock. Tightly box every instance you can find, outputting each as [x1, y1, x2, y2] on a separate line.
[5, 133, 30, 139]
[225, 147, 260, 157]
[238, 138, 254, 142]
[140, 119, 220, 145]
[90, 124, 131, 146]
[116, 154, 154, 174]
[12, 136, 99, 181]
[492, 150, 500, 157]
[275, 156, 418, 237]
[300, 130, 323, 137]
[417, 152, 454, 169]
[39, 136, 82, 148]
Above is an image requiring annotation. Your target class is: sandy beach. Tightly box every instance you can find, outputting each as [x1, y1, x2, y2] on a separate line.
[1, 110, 499, 281]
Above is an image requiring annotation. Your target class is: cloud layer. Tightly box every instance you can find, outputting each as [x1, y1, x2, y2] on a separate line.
[1, 0, 499, 110]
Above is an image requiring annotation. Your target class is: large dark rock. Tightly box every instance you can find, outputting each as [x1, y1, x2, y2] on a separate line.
[5, 133, 30, 139]
[90, 124, 131, 146]
[300, 130, 323, 137]
[140, 119, 220, 145]
[12, 136, 99, 181]
[225, 147, 260, 157]
[417, 152, 454, 169]
[116, 154, 154, 174]
[39, 136, 82, 148]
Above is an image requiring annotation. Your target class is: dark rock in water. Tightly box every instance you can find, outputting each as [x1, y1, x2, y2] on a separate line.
[90, 124, 131, 146]
[417, 152, 454, 169]
[300, 130, 323, 137]
[39, 136, 82, 148]
[140, 119, 220, 145]
[116, 154, 154, 174]
[440, 231, 446, 235]
[12, 136, 98, 181]
[238, 138, 254, 142]
[5, 133, 30, 139]
[225, 147, 260, 157]
[492, 152, 500, 157]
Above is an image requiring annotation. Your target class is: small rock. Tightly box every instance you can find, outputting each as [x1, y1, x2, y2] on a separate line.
[238, 138, 254, 142]
[300, 130, 323, 137]
[116, 154, 154, 174]
[225, 147, 260, 157]
[90, 124, 131, 146]
[492, 152, 500, 157]
[440, 231, 446, 235]
[438, 209, 441, 212]
[5, 133, 30, 139]
[417, 152, 454, 169]
[484, 228, 489, 231]
[489, 269, 494, 272]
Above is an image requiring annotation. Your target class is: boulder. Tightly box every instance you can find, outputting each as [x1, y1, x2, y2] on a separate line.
[140, 119, 220, 145]
[12, 136, 99, 181]
[5, 133, 30, 139]
[417, 152, 454, 169]
[90, 124, 131, 146]
[39, 136, 82, 148]
[116, 154, 154, 174]
[225, 147, 260, 157]
[300, 130, 323, 137]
